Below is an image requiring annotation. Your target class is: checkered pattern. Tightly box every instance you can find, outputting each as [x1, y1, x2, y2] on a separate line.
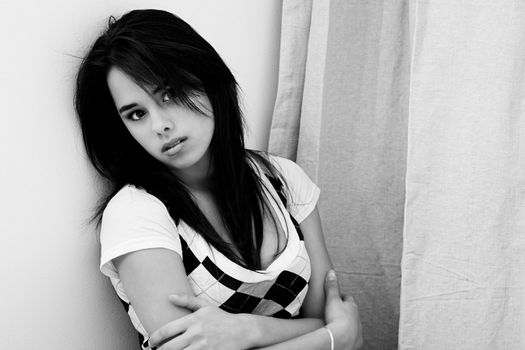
[181, 234, 310, 319]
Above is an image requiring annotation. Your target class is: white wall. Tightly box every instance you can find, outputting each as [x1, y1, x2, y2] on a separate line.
[0, 1, 282, 348]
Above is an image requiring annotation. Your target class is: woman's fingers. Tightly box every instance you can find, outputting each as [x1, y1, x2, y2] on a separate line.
[156, 330, 192, 350]
[324, 269, 341, 300]
[151, 295, 215, 348]
[149, 315, 192, 347]
[168, 293, 210, 311]
[322, 270, 363, 349]
[150, 295, 212, 347]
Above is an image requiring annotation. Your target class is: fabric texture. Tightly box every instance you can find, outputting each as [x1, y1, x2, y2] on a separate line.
[271, 1, 525, 348]
[270, 1, 410, 348]
[99, 154, 319, 349]
[399, 1, 525, 349]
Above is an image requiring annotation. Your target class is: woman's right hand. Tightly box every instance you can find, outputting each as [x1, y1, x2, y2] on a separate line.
[323, 269, 363, 350]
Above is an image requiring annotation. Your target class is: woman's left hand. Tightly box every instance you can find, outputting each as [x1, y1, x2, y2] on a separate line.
[148, 294, 249, 350]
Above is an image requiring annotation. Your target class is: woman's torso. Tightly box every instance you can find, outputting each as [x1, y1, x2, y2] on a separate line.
[189, 185, 288, 270]
[100, 154, 318, 349]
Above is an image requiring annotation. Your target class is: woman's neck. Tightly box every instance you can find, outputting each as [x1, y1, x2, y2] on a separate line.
[171, 158, 214, 192]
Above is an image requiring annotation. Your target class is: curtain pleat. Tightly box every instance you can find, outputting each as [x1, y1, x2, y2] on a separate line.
[270, 1, 410, 348]
[268, 0, 313, 161]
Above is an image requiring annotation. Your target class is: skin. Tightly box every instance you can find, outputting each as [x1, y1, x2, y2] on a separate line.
[106, 67, 362, 349]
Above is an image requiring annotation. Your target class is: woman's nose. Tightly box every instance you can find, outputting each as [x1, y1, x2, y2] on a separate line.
[150, 108, 174, 135]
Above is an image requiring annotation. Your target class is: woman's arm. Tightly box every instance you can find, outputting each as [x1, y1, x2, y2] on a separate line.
[148, 294, 324, 349]
[116, 248, 328, 349]
[299, 206, 334, 318]
[150, 270, 363, 350]
[148, 207, 339, 349]
[113, 248, 194, 334]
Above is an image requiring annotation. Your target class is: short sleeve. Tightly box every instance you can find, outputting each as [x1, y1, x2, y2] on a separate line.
[99, 185, 182, 279]
[269, 155, 321, 223]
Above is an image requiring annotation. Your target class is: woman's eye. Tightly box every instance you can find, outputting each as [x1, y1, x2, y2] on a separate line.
[128, 110, 145, 121]
[162, 92, 172, 103]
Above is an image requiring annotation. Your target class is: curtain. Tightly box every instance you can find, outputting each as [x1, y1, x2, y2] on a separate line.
[399, 1, 525, 349]
[269, 1, 410, 348]
[271, 0, 525, 349]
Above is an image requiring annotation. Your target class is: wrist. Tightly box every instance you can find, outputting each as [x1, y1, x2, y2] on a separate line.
[328, 320, 354, 350]
[323, 325, 335, 350]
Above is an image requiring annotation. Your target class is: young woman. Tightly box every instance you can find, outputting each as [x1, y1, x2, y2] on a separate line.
[75, 9, 362, 350]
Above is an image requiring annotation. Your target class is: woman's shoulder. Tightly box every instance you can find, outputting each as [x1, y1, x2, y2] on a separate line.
[99, 184, 179, 250]
[103, 184, 168, 218]
[263, 154, 311, 186]
[99, 184, 182, 280]
[267, 154, 299, 172]
[247, 150, 300, 178]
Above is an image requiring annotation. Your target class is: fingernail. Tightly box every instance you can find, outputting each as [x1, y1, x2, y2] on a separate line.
[328, 269, 336, 280]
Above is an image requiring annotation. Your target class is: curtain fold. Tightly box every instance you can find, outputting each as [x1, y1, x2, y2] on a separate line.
[268, 0, 313, 161]
[270, 1, 410, 348]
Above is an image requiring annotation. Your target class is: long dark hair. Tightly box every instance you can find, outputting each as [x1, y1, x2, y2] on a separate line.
[75, 9, 288, 270]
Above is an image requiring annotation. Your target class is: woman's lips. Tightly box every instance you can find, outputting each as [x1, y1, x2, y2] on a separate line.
[162, 137, 187, 155]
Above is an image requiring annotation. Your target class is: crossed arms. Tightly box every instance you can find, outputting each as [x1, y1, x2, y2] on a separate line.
[114, 207, 362, 349]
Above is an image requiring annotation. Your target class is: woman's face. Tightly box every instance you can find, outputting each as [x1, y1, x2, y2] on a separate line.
[106, 67, 214, 176]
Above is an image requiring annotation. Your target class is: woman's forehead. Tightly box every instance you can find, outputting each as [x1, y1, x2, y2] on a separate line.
[107, 68, 162, 99]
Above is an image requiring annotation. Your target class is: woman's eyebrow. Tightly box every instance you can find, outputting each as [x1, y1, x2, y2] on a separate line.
[118, 86, 167, 113]
[118, 103, 137, 114]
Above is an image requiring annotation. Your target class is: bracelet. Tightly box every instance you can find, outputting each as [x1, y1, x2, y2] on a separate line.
[324, 325, 335, 350]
